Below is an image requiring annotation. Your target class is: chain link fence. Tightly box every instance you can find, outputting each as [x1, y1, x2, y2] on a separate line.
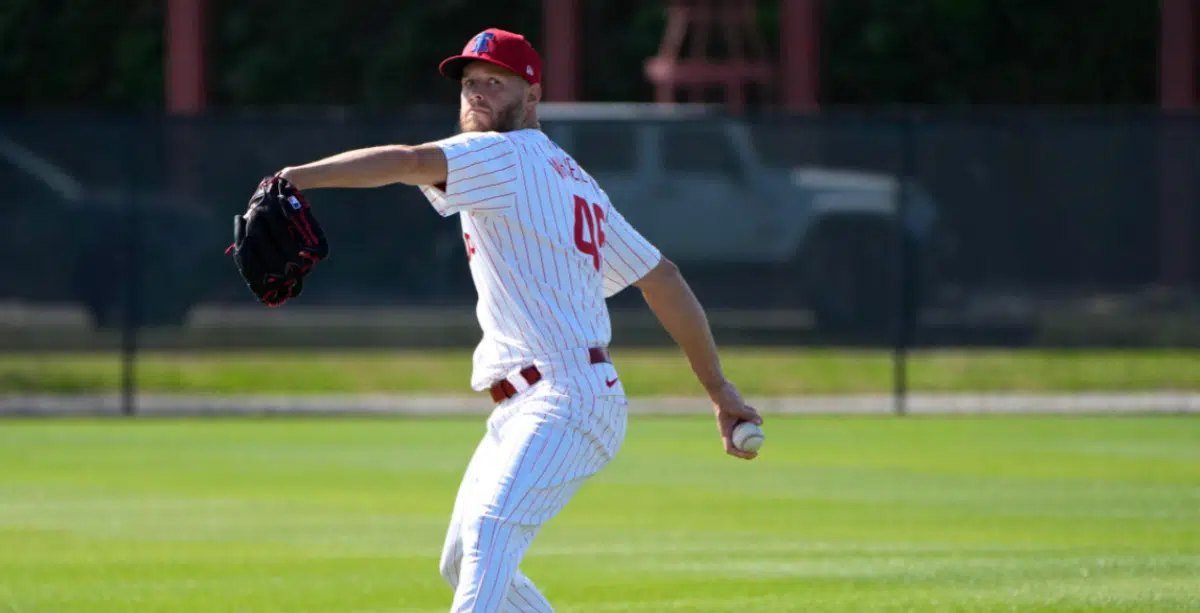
[1, 109, 1197, 415]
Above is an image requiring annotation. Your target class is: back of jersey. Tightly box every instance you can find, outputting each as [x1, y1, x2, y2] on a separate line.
[420, 128, 662, 391]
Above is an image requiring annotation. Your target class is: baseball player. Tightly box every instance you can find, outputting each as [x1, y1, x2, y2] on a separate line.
[273, 27, 763, 613]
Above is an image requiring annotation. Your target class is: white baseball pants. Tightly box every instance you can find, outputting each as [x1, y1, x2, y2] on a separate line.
[439, 382, 627, 613]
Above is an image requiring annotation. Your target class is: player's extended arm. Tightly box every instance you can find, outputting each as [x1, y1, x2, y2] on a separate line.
[634, 258, 726, 392]
[633, 257, 763, 459]
[277, 144, 448, 190]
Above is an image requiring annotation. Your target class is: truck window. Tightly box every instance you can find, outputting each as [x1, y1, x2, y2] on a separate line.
[567, 122, 636, 174]
[661, 123, 743, 178]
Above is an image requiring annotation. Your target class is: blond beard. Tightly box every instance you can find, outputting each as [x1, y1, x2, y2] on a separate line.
[459, 100, 523, 134]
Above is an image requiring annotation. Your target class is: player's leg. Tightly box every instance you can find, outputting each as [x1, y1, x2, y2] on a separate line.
[503, 569, 554, 613]
[450, 409, 604, 613]
[456, 480, 587, 613]
[438, 427, 556, 613]
[499, 393, 627, 612]
[439, 429, 498, 590]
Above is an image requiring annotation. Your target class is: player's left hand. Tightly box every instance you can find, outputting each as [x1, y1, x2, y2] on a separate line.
[225, 174, 330, 307]
[708, 380, 763, 460]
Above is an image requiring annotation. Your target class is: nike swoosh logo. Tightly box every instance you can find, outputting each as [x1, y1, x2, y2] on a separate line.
[605, 377, 619, 387]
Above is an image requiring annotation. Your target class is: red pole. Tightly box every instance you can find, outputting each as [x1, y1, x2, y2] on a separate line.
[542, 0, 581, 102]
[164, 0, 206, 245]
[1158, 0, 1195, 284]
[166, 0, 207, 114]
[1160, 0, 1196, 110]
[780, 0, 819, 112]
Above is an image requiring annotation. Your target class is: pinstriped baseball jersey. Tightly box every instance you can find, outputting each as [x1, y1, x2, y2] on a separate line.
[420, 129, 663, 392]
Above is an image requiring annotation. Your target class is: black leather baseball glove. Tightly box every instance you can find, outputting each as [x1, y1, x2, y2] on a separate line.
[225, 175, 329, 307]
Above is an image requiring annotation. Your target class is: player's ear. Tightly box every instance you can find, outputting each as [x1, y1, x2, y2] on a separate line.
[528, 83, 542, 104]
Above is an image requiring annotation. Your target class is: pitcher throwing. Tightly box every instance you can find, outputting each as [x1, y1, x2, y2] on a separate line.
[272, 27, 763, 613]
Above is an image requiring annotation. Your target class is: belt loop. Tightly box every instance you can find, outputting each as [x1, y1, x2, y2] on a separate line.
[488, 365, 543, 404]
[506, 369, 532, 394]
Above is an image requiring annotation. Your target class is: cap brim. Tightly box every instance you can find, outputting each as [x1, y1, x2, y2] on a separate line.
[438, 55, 524, 82]
[438, 55, 475, 80]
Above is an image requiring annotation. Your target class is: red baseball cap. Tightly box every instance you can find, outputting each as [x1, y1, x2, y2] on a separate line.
[439, 28, 542, 86]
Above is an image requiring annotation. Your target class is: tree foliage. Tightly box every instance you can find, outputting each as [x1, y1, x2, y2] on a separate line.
[0, 0, 1161, 111]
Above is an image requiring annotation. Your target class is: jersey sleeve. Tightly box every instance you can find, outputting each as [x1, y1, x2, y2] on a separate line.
[600, 203, 663, 298]
[419, 132, 520, 217]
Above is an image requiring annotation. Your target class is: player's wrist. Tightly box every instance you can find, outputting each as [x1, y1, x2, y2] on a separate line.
[702, 377, 730, 399]
[277, 167, 303, 189]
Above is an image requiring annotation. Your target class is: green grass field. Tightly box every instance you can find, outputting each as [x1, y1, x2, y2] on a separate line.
[1, 415, 1198, 612]
[3, 348, 1200, 395]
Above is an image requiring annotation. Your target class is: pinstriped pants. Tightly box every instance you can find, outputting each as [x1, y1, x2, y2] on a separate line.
[439, 384, 626, 613]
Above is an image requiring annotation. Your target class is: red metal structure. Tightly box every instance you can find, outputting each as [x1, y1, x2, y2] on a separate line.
[165, 0, 207, 115]
[779, 0, 820, 112]
[541, 0, 819, 113]
[641, 0, 819, 114]
[165, 0, 1196, 115]
[542, 0, 582, 102]
[1158, 0, 1197, 283]
[1160, 0, 1198, 110]
[642, 0, 778, 114]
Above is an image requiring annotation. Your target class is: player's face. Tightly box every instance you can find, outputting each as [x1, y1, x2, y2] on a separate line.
[459, 62, 528, 133]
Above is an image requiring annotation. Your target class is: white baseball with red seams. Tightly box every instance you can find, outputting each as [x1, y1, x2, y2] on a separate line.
[419, 127, 663, 613]
[732, 420, 765, 452]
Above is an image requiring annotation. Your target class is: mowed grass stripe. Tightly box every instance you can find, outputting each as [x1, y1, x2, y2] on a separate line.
[0, 415, 1197, 612]
[2, 348, 1199, 394]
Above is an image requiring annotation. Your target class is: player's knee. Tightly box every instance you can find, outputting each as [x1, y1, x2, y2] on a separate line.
[459, 512, 493, 550]
[439, 550, 461, 588]
[459, 511, 512, 563]
[439, 539, 462, 588]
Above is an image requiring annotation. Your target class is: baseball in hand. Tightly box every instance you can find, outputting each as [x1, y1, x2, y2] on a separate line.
[731, 420, 764, 453]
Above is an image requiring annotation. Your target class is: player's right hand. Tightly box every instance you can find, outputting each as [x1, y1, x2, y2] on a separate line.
[708, 381, 763, 460]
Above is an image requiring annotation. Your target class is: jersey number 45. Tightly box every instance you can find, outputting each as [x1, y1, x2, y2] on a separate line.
[573, 195, 606, 271]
